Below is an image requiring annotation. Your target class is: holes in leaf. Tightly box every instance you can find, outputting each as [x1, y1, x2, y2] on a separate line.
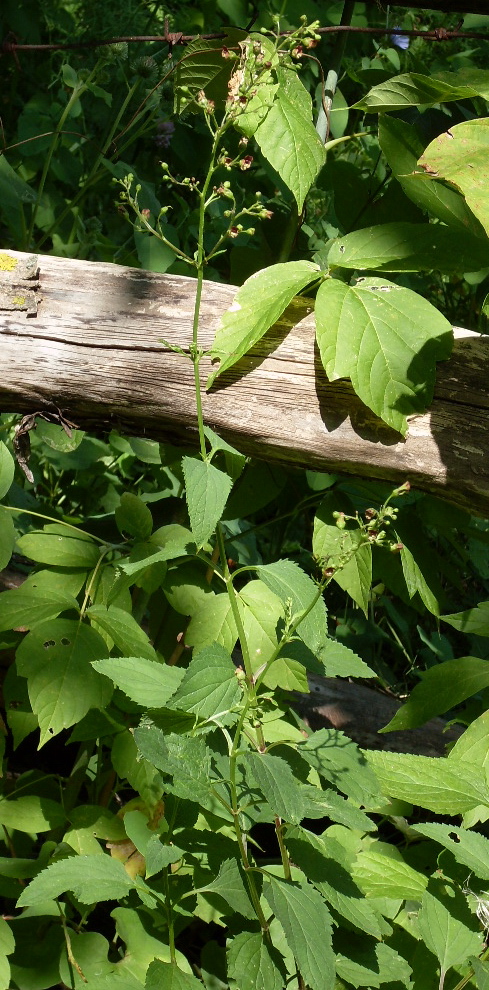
[448, 831, 460, 842]
[61, 638, 71, 646]
[43, 640, 55, 648]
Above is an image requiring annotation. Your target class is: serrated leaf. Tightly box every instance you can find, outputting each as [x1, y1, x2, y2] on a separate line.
[418, 886, 482, 979]
[336, 941, 412, 989]
[174, 31, 245, 115]
[17, 854, 134, 907]
[195, 858, 254, 919]
[0, 512, 15, 571]
[354, 846, 428, 900]
[254, 69, 326, 210]
[320, 638, 375, 678]
[0, 587, 79, 631]
[382, 657, 489, 731]
[116, 493, 153, 541]
[16, 618, 113, 746]
[0, 443, 14, 499]
[121, 525, 194, 576]
[207, 261, 319, 385]
[472, 956, 489, 990]
[16, 524, 101, 567]
[354, 71, 482, 113]
[263, 876, 335, 990]
[378, 116, 485, 236]
[313, 493, 371, 615]
[299, 728, 381, 807]
[182, 457, 232, 548]
[315, 276, 452, 435]
[285, 827, 385, 939]
[227, 931, 285, 990]
[328, 222, 489, 273]
[442, 601, 489, 635]
[0, 795, 65, 833]
[145, 960, 203, 990]
[87, 605, 157, 661]
[239, 580, 284, 676]
[111, 731, 162, 810]
[366, 750, 489, 815]
[133, 725, 211, 804]
[419, 119, 489, 237]
[245, 751, 304, 824]
[414, 824, 489, 881]
[257, 560, 327, 660]
[168, 643, 240, 720]
[400, 541, 440, 615]
[185, 593, 238, 654]
[92, 657, 184, 708]
[300, 786, 375, 831]
[449, 712, 489, 826]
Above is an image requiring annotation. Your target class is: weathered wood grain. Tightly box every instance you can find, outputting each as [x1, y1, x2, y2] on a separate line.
[0, 250, 488, 514]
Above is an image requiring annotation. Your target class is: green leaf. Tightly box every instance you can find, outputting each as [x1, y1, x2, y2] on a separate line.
[442, 601, 489, 635]
[449, 712, 489, 827]
[263, 876, 335, 990]
[0, 587, 79, 631]
[168, 643, 240, 720]
[203, 426, 246, 481]
[111, 731, 162, 810]
[121, 528, 194, 577]
[320, 638, 375, 678]
[207, 261, 319, 386]
[285, 828, 386, 939]
[378, 116, 485, 236]
[400, 541, 441, 615]
[16, 524, 100, 567]
[419, 119, 489, 237]
[355, 71, 484, 113]
[174, 31, 245, 115]
[227, 931, 285, 990]
[366, 750, 489, 815]
[0, 512, 15, 571]
[17, 855, 134, 907]
[182, 457, 232, 548]
[16, 618, 113, 746]
[313, 493, 372, 615]
[300, 786, 375, 832]
[145, 960, 203, 990]
[116, 493, 153, 541]
[315, 276, 453, 435]
[418, 885, 482, 979]
[239, 580, 284, 677]
[253, 67, 326, 210]
[328, 222, 489, 273]
[0, 795, 65, 833]
[354, 845, 428, 900]
[414, 824, 489, 881]
[185, 593, 238, 655]
[245, 751, 305, 824]
[257, 560, 328, 660]
[194, 858, 254, 919]
[472, 957, 489, 990]
[0, 443, 14, 499]
[133, 726, 211, 804]
[382, 657, 489, 731]
[92, 657, 184, 709]
[299, 728, 382, 807]
[336, 941, 412, 989]
[87, 605, 157, 661]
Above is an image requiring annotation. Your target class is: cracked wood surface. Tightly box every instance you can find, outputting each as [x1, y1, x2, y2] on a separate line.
[0, 250, 488, 514]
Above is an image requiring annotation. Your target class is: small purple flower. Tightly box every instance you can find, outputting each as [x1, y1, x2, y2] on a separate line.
[155, 120, 175, 150]
[390, 27, 410, 49]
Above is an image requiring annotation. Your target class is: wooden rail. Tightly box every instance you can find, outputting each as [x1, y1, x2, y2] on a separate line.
[1, 250, 488, 515]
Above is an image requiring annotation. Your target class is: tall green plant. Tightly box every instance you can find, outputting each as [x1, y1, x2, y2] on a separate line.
[1, 12, 489, 990]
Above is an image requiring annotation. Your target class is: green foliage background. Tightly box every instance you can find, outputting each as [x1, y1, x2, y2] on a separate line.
[1, 2, 489, 989]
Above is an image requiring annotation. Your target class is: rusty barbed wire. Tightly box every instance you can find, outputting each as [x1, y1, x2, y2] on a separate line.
[1, 23, 488, 58]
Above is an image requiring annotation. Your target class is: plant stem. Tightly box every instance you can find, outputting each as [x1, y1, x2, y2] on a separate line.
[0, 504, 109, 544]
[27, 62, 102, 249]
[316, 0, 355, 144]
